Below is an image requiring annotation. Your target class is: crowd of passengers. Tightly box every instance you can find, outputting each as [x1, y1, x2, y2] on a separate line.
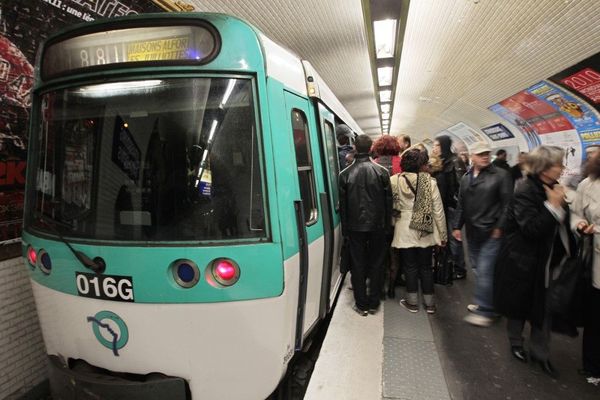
[336, 124, 600, 386]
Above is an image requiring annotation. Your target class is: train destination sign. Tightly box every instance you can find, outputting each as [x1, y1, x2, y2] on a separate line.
[42, 25, 218, 78]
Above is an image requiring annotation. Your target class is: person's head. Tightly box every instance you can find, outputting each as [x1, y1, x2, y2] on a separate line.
[584, 145, 600, 179]
[354, 134, 373, 154]
[517, 151, 527, 165]
[397, 134, 411, 151]
[459, 152, 469, 164]
[469, 141, 492, 170]
[527, 145, 565, 183]
[495, 149, 507, 160]
[433, 135, 452, 159]
[371, 135, 401, 157]
[336, 124, 352, 146]
[401, 148, 428, 173]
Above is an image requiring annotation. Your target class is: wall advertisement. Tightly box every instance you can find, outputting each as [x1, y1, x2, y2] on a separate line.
[481, 123, 514, 141]
[550, 54, 600, 111]
[0, 0, 162, 251]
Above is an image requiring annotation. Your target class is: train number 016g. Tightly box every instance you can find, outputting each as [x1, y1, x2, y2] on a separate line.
[76, 272, 134, 302]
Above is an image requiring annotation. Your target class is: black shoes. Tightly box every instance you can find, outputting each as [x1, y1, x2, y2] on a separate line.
[352, 304, 368, 317]
[387, 287, 396, 299]
[531, 356, 559, 379]
[511, 346, 528, 363]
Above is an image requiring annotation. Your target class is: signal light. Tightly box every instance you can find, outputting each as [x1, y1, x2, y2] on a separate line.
[210, 258, 240, 287]
[27, 246, 37, 267]
[37, 249, 52, 275]
[171, 259, 200, 288]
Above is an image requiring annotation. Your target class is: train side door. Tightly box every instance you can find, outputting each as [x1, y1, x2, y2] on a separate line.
[316, 103, 343, 314]
[284, 91, 326, 341]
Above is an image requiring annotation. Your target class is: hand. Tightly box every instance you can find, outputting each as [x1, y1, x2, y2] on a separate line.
[544, 184, 566, 208]
[452, 229, 462, 241]
[577, 221, 595, 235]
[491, 228, 503, 239]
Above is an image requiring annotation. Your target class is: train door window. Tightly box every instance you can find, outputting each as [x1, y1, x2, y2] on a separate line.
[322, 120, 339, 209]
[291, 110, 318, 224]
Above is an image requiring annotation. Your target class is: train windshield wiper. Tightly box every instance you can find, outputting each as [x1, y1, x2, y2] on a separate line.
[34, 214, 105, 273]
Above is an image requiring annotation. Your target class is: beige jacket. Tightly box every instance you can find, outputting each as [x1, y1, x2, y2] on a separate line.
[390, 172, 447, 249]
[570, 177, 600, 289]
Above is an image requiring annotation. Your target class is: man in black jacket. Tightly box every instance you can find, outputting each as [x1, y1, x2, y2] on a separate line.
[452, 141, 513, 327]
[339, 135, 392, 316]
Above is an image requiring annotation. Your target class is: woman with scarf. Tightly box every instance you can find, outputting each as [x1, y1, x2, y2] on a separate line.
[494, 145, 575, 379]
[391, 148, 447, 313]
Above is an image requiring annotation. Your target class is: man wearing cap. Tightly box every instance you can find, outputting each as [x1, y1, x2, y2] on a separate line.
[336, 124, 354, 169]
[452, 141, 513, 327]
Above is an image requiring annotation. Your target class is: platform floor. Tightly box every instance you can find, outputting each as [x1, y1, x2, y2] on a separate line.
[305, 274, 600, 400]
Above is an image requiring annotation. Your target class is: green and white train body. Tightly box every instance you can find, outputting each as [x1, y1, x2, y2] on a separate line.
[22, 12, 360, 400]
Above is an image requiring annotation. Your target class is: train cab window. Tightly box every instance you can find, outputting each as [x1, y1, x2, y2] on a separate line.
[323, 120, 339, 208]
[25, 77, 268, 243]
[291, 110, 318, 224]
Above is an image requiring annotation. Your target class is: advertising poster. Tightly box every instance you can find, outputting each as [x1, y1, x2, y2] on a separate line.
[549, 53, 600, 112]
[488, 103, 542, 150]
[529, 81, 600, 152]
[481, 123, 514, 141]
[446, 122, 488, 147]
[0, 0, 162, 250]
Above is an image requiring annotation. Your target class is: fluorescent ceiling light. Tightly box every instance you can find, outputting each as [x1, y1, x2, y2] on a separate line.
[381, 104, 390, 113]
[374, 19, 397, 59]
[380, 90, 392, 102]
[382, 112, 390, 120]
[377, 67, 393, 86]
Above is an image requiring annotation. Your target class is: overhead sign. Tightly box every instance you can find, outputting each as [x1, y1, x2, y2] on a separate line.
[481, 123, 514, 141]
[42, 24, 219, 78]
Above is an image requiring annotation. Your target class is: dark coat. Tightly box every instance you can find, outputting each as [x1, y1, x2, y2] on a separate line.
[453, 164, 513, 237]
[432, 154, 466, 210]
[339, 153, 392, 234]
[494, 176, 576, 328]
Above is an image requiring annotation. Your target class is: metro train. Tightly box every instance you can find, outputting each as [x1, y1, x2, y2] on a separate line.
[21, 12, 361, 400]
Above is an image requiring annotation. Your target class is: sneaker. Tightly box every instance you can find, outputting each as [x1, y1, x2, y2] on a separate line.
[399, 298, 419, 313]
[352, 304, 368, 317]
[424, 304, 437, 314]
[467, 304, 479, 313]
[586, 377, 600, 386]
[453, 271, 466, 280]
[464, 313, 493, 327]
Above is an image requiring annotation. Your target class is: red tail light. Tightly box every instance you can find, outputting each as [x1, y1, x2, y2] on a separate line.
[210, 258, 240, 286]
[27, 246, 37, 267]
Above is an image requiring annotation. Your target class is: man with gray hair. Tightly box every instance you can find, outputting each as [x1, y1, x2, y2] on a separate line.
[452, 141, 513, 326]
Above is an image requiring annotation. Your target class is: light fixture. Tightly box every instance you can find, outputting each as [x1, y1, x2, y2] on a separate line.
[377, 66, 393, 86]
[380, 90, 391, 102]
[382, 112, 390, 120]
[373, 19, 397, 59]
[381, 104, 390, 113]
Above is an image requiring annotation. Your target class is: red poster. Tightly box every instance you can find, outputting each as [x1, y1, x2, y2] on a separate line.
[560, 68, 600, 104]
[500, 90, 573, 134]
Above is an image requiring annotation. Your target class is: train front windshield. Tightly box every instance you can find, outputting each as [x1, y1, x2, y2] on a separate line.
[25, 78, 267, 242]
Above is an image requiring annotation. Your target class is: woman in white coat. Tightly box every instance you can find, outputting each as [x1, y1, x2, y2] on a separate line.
[391, 148, 447, 314]
[571, 145, 600, 386]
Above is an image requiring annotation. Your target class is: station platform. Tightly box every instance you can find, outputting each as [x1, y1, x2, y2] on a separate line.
[305, 274, 599, 400]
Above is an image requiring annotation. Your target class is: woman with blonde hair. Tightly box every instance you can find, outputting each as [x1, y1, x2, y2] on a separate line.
[391, 148, 447, 313]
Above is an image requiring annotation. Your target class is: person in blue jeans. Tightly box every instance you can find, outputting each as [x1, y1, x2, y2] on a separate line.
[452, 141, 513, 326]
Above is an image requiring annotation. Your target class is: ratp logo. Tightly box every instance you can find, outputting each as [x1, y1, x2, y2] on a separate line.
[87, 311, 129, 356]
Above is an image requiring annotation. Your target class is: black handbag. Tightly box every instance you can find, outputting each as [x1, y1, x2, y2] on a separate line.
[547, 234, 593, 315]
[433, 245, 453, 286]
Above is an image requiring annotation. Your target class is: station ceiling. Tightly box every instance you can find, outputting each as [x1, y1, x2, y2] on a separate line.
[188, 0, 599, 139]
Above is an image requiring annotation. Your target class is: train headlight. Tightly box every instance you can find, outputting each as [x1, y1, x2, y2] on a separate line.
[209, 258, 240, 287]
[171, 259, 200, 288]
[37, 249, 52, 275]
[27, 246, 37, 268]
